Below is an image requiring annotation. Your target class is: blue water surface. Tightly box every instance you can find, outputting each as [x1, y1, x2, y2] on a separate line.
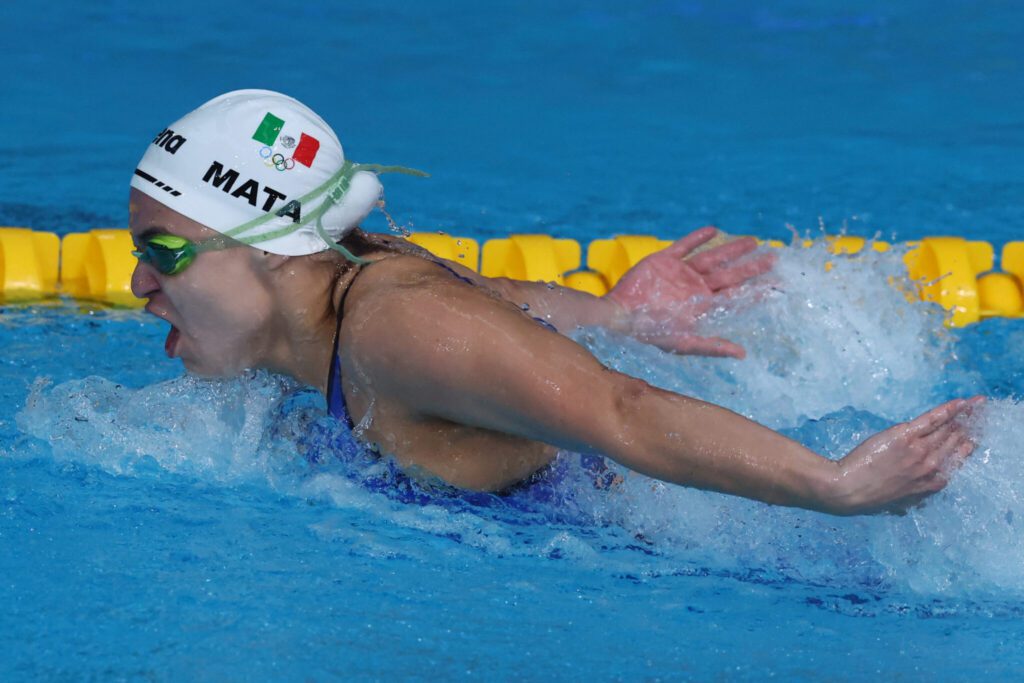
[3, 1, 1024, 680]
[3, 0, 1023, 246]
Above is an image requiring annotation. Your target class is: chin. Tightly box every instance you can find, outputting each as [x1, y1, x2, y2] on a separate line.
[180, 355, 243, 379]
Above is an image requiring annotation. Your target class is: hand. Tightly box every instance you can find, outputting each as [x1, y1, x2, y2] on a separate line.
[826, 397, 983, 515]
[606, 226, 775, 358]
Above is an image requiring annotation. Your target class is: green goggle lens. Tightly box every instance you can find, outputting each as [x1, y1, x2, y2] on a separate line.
[132, 234, 197, 276]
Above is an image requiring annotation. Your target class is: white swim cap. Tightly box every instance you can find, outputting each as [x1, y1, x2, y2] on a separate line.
[130, 89, 425, 256]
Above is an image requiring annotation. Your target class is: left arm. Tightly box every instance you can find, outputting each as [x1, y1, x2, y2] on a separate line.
[435, 226, 774, 357]
[436, 259, 629, 332]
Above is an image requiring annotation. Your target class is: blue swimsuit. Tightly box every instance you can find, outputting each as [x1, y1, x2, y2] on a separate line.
[321, 259, 611, 515]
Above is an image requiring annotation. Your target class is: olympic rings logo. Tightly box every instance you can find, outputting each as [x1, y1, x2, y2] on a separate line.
[258, 146, 296, 172]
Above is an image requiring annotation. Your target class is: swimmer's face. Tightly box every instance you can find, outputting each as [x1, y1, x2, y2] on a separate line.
[129, 189, 275, 376]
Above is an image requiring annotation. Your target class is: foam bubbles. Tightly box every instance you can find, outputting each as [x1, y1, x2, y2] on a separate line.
[16, 372, 304, 481]
[564, 242, 1013, 595]
[872, 399, 1024, 596]
[577, 241, 975, 429]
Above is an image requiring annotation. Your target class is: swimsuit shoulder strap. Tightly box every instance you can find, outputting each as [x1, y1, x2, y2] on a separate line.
[325, 254, 469, 423]
[326, 262, 375, 424]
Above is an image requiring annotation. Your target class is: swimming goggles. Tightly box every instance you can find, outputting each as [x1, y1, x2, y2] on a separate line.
[132, 233, 238, 276]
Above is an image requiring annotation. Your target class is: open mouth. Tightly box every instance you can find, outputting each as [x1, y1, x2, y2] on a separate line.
[165, 325, 181, 358]
[145, 301, 182, 359]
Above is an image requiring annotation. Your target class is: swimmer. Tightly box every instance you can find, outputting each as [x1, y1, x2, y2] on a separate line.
[128, 89, 980, 515]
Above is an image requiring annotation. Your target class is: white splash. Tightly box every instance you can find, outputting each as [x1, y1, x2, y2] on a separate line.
[16, 371, 302, 481]
[577, 241, 971, 429]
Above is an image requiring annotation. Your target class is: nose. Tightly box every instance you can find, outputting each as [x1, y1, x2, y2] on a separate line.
[131, 259, 161, 299]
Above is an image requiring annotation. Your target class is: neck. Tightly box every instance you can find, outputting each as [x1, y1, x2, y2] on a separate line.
[260, 261, 361, 396]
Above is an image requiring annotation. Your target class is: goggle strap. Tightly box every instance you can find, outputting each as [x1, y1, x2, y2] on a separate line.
[352, 164, 429, 178]
[222, 161, 428, 244]
[191, 233, 239, 254]
[223, 162, 354, 240]
[228, 192, 338, 245]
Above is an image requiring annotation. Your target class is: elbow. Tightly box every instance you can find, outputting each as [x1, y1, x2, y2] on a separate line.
[612, 376, 655, 419]
[601, 375, 704, 482]
[605, 375, 657, 452]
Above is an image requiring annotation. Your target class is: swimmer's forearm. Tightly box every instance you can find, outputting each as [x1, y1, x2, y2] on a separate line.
[608, 382, 839, 512]
[487, 277, 630, 332]
[435, 259, 631, 332]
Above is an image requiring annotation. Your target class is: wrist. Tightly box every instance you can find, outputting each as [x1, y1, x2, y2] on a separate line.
[601, 296, 634, 334]
[810, 458, 852, 515]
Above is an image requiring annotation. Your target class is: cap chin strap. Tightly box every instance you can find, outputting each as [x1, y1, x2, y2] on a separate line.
[220, 160, 428, 262]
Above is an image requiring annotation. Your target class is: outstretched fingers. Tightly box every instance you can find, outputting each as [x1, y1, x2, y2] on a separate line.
[947, 434, 977, 470]
[903, 399, 970, 439]
[662, 226, 720, 258]
[924, 435, 976, 495]
[920, 421, 958, 450]
[954, 437, 976, 463]
[688, 236, 759, 273]
[640, 331, 746, 358]
[679, 336, 746, 359]
[911, 397, 983, 484]
[703, 252, 777, 291]
[931, 428, 970, 464]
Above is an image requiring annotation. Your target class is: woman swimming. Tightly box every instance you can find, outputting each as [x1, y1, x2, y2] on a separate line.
[128, 89, 980, 515]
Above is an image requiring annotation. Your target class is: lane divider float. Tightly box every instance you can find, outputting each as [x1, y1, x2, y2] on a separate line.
[60, 230, 139, 307]
[480, 234, 581, 286]
[0, 228, 59, 300]
[2, 226, 1023, 327]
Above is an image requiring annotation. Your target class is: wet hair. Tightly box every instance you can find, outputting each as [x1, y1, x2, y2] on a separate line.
[317, 228, 436, 270]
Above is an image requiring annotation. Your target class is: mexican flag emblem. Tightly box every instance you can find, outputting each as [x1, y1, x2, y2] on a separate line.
[252, 112, 321, 167]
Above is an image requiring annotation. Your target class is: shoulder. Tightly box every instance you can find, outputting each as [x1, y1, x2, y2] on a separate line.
[345, 254, 485, 315]
[338, 254, 557, 391]
[340, 255, 506, 361]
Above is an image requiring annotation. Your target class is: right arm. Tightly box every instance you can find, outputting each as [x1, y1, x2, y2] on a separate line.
[594, 382, 978, 515]
[346, 260, 978, 514]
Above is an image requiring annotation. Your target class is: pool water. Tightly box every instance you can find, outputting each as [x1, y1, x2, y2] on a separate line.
[3, 1, 1024, 680]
